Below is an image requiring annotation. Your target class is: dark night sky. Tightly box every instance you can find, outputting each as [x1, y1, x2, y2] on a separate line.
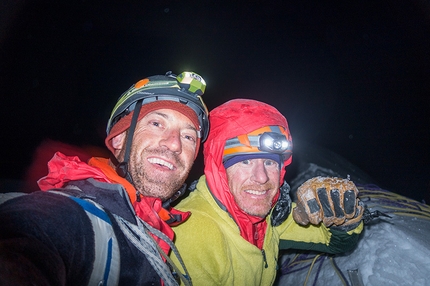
[1, 1, 429, 202]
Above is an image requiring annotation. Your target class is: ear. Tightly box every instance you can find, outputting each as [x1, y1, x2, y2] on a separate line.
[111, 131, 126, 156]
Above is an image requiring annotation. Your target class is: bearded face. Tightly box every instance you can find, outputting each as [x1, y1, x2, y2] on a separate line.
[128, 147, 191, 200]
[113, 109, 198, 201]
[226, 158, 280, 217]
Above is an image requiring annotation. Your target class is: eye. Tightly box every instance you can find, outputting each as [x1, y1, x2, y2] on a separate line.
[183, 134, 196, 143]
[264, 159, 278, 167]
[241, 159, 251, 165]
[151, 121, 160, 127]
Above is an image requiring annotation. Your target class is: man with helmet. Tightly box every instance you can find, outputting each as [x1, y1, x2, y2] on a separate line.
[0, 71, 208, 286]
[170, 99, 364, 285]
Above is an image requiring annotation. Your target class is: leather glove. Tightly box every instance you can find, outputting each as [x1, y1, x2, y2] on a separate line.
[293, 176, 364, 228]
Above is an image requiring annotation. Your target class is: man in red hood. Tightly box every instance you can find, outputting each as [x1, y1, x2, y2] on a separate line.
[0, 71, 208, 286]
[171, 99, 364, 285]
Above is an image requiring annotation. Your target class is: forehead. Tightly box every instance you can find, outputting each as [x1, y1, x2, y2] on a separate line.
[225, 159, 281, 181]
[142, 109, 196, 129]
[227, 158, 281, 170]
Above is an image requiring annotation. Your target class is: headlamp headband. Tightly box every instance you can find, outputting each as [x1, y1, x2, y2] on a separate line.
[223, 126, 293, 163]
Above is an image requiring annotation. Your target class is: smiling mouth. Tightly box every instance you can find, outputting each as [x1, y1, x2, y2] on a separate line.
[245, 190, 268, 195]
[148, 158, 174, 170]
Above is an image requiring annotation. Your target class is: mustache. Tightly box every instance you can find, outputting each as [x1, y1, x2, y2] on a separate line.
[240, 182, 277, 192]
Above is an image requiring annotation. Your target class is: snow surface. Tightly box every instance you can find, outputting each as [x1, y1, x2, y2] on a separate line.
[277, 150, 430, 286]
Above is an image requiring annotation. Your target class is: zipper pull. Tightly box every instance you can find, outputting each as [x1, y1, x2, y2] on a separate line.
[136, 191, 141, 202]
[261, 249, 268, 268]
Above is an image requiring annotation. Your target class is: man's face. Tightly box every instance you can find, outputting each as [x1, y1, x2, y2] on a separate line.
[117, 109, 198, 201]
[226, 158, 280, 218]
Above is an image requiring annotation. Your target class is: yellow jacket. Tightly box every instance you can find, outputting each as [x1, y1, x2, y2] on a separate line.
[172, 176, 363, 286]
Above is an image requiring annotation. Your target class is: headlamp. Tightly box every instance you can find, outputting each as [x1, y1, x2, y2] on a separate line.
[258, 132, 290, 154]
[176, 71, 207, 96]
[106, 71, 209, 141]
[223, 126, 293, 163]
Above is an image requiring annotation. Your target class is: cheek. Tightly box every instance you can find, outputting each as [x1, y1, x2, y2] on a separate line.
[227, 173, 248, 194]
[182, 145, 197, 166]
[226, 166, 250, 180]
[133, 133, 152, 149]
[271, 174, 281, 186]
[268, 168, 281, 184]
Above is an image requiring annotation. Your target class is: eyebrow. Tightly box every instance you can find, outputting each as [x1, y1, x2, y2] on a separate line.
[152, 111, 197, 133]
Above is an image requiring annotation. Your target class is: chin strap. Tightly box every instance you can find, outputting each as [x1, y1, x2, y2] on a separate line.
[114, 99, 143, 200]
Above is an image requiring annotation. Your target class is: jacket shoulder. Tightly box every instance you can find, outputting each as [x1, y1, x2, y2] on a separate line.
[0, 190, 96, 285]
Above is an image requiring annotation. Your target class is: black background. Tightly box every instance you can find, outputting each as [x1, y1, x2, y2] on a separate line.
[1, 1, 429, 202]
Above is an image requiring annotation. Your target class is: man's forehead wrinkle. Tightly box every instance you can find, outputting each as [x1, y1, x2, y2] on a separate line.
[149, 111, 197, 132]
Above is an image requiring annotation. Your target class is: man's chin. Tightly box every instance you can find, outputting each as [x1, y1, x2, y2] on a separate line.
[141, 189, 175, 201]
[242, 206, 271, 218]
[143, 180, 185, 200]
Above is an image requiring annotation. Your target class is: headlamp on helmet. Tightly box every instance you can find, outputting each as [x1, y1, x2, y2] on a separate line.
[106, 71, 209, 141]
[176, 71, 206, 95]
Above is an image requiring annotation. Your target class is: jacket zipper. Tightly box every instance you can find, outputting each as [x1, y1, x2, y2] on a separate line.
[261, 249, 268, 268]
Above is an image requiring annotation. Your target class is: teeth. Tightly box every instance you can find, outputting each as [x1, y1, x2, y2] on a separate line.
[245, 190, 267, 195]
[148, 158, 173, 170]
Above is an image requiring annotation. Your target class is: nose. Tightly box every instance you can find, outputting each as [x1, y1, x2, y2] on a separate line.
[250, 160, 269, 184]
[160, 129, 182, 153]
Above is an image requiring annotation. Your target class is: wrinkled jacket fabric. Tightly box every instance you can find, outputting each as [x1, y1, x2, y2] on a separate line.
[0, 152, 188, 285]
[171, 99, 363, 285]
[38, 152, 189, 253]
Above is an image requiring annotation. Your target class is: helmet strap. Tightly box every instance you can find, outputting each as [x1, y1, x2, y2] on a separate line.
[115, 99, 143, 189]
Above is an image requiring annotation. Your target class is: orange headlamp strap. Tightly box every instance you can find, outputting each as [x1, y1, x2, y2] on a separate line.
[223, 126, 289, 160]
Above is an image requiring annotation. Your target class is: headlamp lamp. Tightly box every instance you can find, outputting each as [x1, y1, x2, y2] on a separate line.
[258, 132, 290, 154]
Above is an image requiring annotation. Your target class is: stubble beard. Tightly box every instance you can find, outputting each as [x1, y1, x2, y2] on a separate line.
[130, 149, 191, 201]
[235, 184, 277, 218]
[237, 197, 273, 218]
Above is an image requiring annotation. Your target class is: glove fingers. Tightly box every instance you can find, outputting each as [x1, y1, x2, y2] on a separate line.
[296, 189, 323, 225]
[343, 189, 357, 219]
[319, 188, 344, 227]
[317, 187, 334, 223]
[295, 176, 361, 227]
[342, 202, 364, 226]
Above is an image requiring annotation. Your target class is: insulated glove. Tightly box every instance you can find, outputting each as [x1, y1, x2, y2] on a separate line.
[292, 176, 364, 228]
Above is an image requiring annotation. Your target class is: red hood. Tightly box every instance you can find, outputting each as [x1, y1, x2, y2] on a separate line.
[203, 99, 292, 248]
